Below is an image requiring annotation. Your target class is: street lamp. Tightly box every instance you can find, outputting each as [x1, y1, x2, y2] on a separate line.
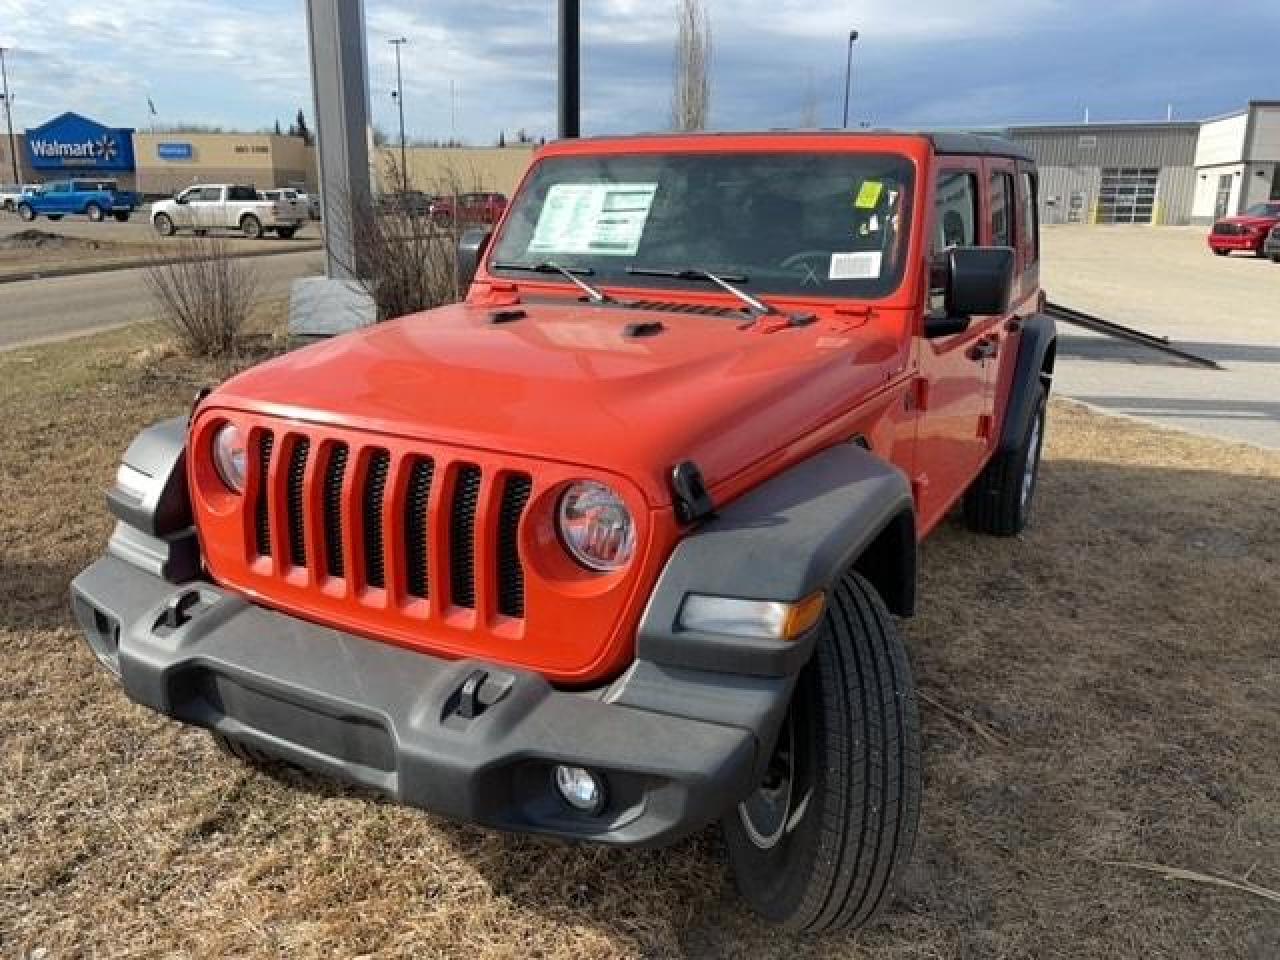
[842, 30, 859, 130]
[0, 47, 19, 184]
[388, 37, 408, 190]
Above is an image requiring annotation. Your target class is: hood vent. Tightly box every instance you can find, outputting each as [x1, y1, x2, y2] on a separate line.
[625, 299, 746, 319]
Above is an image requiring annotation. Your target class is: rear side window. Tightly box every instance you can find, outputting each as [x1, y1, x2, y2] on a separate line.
[228, 186, 257, 201]
[933, 171, 979, 250]
[1020, 171, 1039, 263]
[990, 172, 1015, 247]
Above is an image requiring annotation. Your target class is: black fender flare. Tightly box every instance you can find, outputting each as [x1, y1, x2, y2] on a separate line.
[998, 312, 1057, 454]
[636, 442, 916, 678]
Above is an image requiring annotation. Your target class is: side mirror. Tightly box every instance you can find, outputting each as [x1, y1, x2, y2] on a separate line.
[456, 226, 494, 290]
[924, 246, 1015, 338]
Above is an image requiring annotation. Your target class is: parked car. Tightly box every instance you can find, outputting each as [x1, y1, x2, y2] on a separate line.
[16, 179, 141, 222]
[72, 131, 1055, 934]
[1208, 201, 1280, 257]
[431, 191, 508, 225]
[1, 183, 39, 212]
[150, 184, 307, 239]
[378, 189, 435, 217]
[259, 188, 309, 223]
[1265, 224, 1280, 263]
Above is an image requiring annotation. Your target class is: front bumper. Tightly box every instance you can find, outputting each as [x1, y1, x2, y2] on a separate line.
[1208, 233, 1264, 252]
[71, 554, 784, 847]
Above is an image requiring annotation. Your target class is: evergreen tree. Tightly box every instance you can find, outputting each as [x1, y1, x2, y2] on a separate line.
[294, 109, 313, 146]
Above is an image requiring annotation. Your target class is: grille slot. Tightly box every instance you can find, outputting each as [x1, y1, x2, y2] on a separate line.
[362, 450, 391, 589]
[450, 466, 483, 609]
[286, 438, 310, 567]
[254, 432, 275, 557]
[323, 444, 349, 578]
[404, 457, 435, 599]
[497, 474, 533, 618]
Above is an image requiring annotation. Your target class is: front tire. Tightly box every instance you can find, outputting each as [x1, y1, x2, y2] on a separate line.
[86, 202, 104, 222]
[113, 211, 130, 222]
[963, 383, 1047, 536]
[17, 203, 35, 222]
[240, 214, 263, 239]
[723, 571, 921, 933]
[1213, 248, 1229, 257]
[153, 213, 175, 236]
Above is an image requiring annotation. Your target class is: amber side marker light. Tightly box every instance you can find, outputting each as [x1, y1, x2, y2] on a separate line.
[678, 591, 826, 641]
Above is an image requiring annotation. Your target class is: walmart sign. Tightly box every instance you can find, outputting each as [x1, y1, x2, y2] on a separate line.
[26, 112, 136, 172]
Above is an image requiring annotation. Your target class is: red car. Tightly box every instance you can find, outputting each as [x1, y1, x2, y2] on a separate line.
[431, 191, 508, 225]
[1208, 201, 1280, 257]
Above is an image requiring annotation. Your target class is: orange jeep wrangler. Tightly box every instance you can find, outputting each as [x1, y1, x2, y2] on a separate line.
[73, 132, 1055, 932]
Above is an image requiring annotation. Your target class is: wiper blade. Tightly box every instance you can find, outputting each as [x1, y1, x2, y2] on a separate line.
[491, 260, 614, 304]
[626, 266, 777, 316]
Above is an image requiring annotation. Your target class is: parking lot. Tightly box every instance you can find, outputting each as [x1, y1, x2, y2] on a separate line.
[1042, 225, 1280, 449]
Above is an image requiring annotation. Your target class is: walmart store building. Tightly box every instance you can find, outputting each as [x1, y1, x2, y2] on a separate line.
[2, 111, 317, 196]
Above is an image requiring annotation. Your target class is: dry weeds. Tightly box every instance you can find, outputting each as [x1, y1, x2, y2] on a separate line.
[2, 328, 1279, 958]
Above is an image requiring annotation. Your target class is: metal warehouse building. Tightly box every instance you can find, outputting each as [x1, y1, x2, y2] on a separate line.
[1007, 122, 1200, 225]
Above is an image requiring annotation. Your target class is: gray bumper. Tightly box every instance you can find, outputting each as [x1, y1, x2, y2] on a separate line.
[71, 555, 787, 847]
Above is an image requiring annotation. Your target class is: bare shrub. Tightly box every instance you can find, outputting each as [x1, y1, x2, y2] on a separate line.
[672, 0, 712, 131]
[328, 155, 484, 322]
[143, 236, 260, 360]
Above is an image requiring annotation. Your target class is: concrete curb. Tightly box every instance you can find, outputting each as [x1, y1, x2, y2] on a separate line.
[0, 243, 324, 285]
[1053, 395, 1279, 454]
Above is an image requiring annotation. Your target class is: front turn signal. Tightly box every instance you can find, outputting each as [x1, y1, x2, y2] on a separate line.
[678, 591, 826, 641]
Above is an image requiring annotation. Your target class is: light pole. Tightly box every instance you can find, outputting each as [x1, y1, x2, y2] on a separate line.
[0, 47, 19, 184]
[842, 30, 858, 130]
[558, 0, 580, 139]
[388, 37, 407, 190]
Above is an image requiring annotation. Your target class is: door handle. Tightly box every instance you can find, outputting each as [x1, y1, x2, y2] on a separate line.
[968, 338, 998, 362]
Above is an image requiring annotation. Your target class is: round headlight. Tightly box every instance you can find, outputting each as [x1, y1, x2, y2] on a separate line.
[557, 481, 635, 572]
[211, 422, 248, 494]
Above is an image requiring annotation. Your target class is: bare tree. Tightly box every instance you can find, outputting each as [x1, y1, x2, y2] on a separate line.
[672, 0, 712, 131]
[143, 236, 260, 361]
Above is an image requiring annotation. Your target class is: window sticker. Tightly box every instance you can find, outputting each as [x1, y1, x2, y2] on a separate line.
[829, 251, 883, 280]
[854, 180, 884, 209]
[527, 182, 658, 257]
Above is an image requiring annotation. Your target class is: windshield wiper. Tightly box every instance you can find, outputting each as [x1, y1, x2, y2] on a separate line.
[491, 260, 615, 304]
[625, 266, 778, 317]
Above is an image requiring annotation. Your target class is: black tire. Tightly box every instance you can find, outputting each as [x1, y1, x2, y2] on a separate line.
[241, 214, 263, 239]
[1271, 255, 1280, 264]
[86, 202, 104, 222]
[275, 225, 297, 240]
[963, 383, 1047, 536]
[211, 732, 285, 773]
[17, 203, 35, 222]
[723, 571, 921, 934]
[153, 213, 175, 236]
[1213, 248, 1229, 257]
[47, 214, 63, 221]
[113, 211, 130, 222]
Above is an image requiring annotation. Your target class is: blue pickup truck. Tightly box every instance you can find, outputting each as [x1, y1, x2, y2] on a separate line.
[16, 179, 141, 223]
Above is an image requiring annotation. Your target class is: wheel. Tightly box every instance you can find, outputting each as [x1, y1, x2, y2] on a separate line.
[46, 214, 63, 221]
[240, 214, 263, 239]
[1213, 248, 1229, 257]
[275, 226, 297, 240]
[113, 211, 130, 223]
[85, 202, 104, 222]
[1271, 255, 1280, 264]
[17, 203, 35, 222]
[2, 199, 12, 212]
[963, 383, 1047, 536]
[723, 571, 921, 933]
[210, 732, 288, 775]
[153, 213, 175, 236]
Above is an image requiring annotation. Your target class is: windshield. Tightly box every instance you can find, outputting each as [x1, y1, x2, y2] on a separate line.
[490, 151, 915, 299]
[1244, 202, 1280, 217]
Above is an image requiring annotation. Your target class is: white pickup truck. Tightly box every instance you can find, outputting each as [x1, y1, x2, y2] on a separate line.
[151, 184, 307, 239]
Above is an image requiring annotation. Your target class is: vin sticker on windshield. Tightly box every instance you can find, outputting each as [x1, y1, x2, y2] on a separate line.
[829, 251, 882, 280]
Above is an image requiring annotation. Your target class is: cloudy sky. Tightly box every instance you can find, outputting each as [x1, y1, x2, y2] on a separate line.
[0, 0, 1276, 142]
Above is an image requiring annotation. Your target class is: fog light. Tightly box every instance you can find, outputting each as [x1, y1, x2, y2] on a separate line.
[552, 764, 605, 814]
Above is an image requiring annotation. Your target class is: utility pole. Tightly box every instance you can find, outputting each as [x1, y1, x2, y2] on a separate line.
[389, 37, 408, 191]
[558, 0, 580, 139]
[842, 30, 858, 130]
[0, 47, 19, 184]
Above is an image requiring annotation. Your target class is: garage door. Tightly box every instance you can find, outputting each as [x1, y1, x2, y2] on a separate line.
[1097, 167, 1159, 224]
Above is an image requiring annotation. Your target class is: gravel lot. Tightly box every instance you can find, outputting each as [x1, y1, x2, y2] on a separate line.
[1042, 225, 1280, 449]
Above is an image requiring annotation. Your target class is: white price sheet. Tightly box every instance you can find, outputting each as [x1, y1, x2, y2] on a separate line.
[527, 183, 659, 257]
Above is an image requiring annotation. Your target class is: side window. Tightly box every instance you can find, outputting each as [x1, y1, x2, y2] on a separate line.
[1020, 171, 1040, 263]
[933, 171, 979, 252]
[990, 172, 1015, 247]
[228, 186, 256, 201]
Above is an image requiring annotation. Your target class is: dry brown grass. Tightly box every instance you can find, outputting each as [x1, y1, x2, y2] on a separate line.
[2, 327, 1280, 958]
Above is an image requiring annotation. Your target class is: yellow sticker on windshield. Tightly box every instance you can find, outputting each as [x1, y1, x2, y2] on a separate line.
[855, 180, 884, 209]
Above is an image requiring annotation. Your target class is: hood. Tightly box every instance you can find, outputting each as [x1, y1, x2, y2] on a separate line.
[209, 300, 905, 505]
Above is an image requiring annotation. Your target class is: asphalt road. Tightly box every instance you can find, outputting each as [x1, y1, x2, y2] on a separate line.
[0, 250, 323, 351]
[0, 208, 321, 251]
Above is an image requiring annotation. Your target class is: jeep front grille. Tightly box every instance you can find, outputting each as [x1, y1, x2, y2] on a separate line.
[248, 427, 532, 621]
